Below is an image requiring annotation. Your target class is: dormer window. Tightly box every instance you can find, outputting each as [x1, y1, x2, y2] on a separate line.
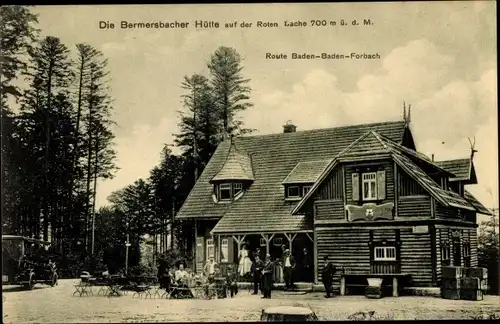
[214, 182, 245, 202]
[285, 184, 313, 200]
[219, 183, 232, 201]
[287, 186, 300, 198]
[234, 183, 243, 196]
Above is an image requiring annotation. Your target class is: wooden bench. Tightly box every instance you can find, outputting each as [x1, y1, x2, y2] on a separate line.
[340, 273, 411, 297]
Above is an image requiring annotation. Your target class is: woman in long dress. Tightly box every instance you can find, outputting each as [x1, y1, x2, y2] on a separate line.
[238, 243, 253, 277]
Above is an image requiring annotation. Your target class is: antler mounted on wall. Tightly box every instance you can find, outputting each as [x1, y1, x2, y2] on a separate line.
[467, 136, 478, 159]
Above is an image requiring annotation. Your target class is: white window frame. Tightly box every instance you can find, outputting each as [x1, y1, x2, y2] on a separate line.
[287, 185, 300, 198]
[302, 186, 312, 196]
[220, 238, 229, 262]
[218, 183, 232, 201]
[273, 237, 283, 246]
[259, 238, 266, 247]
[233, 183, 243, 196]
[374, 246, 396, 261]
[362, 172, 378, 201]
[206, 238, 215, 260]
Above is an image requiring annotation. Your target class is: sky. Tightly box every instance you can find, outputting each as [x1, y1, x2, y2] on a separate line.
[32, 2, 498, 220]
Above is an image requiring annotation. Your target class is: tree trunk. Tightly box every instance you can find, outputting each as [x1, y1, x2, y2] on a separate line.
[68, 55, 85, 245]
[43, 59, 54, 242]
[85, 83, 94, 251]
[91, 134, 98, 255]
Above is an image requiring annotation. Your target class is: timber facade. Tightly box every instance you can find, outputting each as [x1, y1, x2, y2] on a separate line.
[175, 118, 491, 289]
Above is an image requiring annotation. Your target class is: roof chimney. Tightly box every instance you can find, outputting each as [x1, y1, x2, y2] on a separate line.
[431, 154, 434, 162]
[283, 120, 297, 133]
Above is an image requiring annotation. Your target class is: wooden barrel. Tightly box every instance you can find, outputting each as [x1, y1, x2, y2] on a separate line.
[260, 306, 318, 321]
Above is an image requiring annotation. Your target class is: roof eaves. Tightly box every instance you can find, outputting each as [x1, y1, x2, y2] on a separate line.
[377, 133, 455, 177]
[281, 161, 303, 185]
[391, 153, 450, 207]
[291, 159, 340, 214]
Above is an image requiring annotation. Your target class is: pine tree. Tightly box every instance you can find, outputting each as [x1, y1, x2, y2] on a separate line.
[0, 5, 38, 235]
[207, 46, 254, 138]
[80, 50, 117, 253]
[174, 74, 219, 177]
[20, 36, 73, 241]
[0, 5, 39, 98]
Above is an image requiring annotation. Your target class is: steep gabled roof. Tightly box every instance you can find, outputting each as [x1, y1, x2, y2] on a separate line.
[282, 159, 333, 184]
[435, 158, 477, 183]
[176, 120, 409, 233]
[464, 190, 493, 215]
[292, 131, 475, 214]
[210, 141, 254, 182]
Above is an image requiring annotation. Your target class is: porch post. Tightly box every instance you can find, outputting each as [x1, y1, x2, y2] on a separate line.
[313, 231, 318, 284]
[284, 233, 298, 253]
[261, 234, 275, 255]
[193, 219, 198, 272]
[217, 235, 221, 263]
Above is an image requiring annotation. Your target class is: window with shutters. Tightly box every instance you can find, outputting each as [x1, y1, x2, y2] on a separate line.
[362, 172, 377, 201]
[374, 246, 396, 261]
[206, 238, 215, 260]
[440, 244, 451, 266]
[220, 239, 229, 262]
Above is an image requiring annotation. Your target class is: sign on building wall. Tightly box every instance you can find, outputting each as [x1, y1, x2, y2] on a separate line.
[412, 225, 429, 234]
[345, 202, 394, 222]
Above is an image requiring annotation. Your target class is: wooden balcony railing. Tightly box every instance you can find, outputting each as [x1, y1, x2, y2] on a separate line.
[370, 261, 400, 274]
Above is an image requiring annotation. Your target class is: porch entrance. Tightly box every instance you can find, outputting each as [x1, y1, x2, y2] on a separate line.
[225, 232, 314, 283]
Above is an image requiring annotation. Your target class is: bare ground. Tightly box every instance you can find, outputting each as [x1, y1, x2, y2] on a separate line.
[2, 279, 500, 322]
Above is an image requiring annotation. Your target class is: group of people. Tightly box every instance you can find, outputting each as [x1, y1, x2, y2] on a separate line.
[155, 244, 339, 300]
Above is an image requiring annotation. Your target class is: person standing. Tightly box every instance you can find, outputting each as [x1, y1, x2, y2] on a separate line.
[321, 256, 337, 298]
[251, 255, 264, 295]
[261, 254, 274, 299]
[204, 257, 217, 277]
[282, 249, 296, 290]
[301, 248, 312, 282]
[238, 243, 253, 278]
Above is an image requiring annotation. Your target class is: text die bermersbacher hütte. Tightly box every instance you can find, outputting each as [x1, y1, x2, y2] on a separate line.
[98, 19, 373, 30]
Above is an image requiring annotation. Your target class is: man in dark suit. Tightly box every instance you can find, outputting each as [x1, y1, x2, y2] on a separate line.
[321, 256, 337, 298]
[251, 255, 263, 295]
[261, 254, 274, 299]
[282, 249, 296, 290]
[301, 248, 312, 282]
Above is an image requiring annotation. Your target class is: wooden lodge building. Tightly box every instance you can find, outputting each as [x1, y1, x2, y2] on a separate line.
[175, 116, 491, 289]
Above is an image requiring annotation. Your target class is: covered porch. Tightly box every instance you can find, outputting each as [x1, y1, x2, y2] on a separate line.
[213, 231, 315, 283]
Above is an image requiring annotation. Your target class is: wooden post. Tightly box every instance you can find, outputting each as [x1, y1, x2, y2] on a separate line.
[392, 277, 398, 297]
[217, 235, 221, 263]
[193, 219, 197, 272]
[394, 162, 399, 218]
[340, 276, 346, 296]
[284, 233, 297, 253]
[261, 234, 275, 255]
[313, 231, 318, 284]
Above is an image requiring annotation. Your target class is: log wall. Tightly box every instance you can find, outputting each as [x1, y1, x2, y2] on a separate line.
[398, 196, 432, 218]
[314, 199, 344, 222]
[400, 228, 433, 287]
